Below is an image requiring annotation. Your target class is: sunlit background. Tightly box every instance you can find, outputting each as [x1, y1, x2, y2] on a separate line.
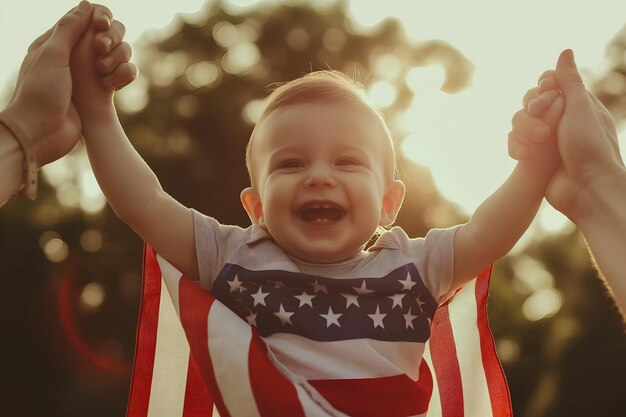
[1, 1, 625, 416]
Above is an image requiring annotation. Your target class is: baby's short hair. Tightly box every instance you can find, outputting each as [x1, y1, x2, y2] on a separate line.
[245, 70, 398, 186]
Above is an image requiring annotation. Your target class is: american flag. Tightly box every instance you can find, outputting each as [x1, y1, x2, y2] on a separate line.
[127, 245, 512, 417]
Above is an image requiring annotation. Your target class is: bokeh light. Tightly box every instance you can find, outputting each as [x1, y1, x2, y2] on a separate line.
[116, 74, 150, 114]
[221, 42, 261, 74]
[79, 170, 107, 214]
[80, 282, 106, 310]
[213, 21, 239, 48]
[80, 229, 103, 253]
[43, 237, 70, 263]
[496, 338, 521, 363]
[286, 27, 311, 51]
[406, 65, 445, 92]
[522, 288, 563, 322]
[368, 81, 397, 108]
[322, 28, 346, 52]
[185, 61, 220, 88]
[242, 99, 264, 125]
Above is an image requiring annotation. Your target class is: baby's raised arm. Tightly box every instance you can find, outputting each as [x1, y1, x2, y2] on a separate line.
[70, 15, 199, 280]
[449, 69, 564, 292]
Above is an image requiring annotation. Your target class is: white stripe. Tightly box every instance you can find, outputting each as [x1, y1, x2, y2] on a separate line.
[422, 345, 441, 417]
[156, 256, 223, 417]
[448, 279, 493, 417]
[146, 275, 190, 417]
[157, 255, 183, 316]
[207, 302, 262, 417]
[265, 333, 425, 380]
[293, 383, 348, 417]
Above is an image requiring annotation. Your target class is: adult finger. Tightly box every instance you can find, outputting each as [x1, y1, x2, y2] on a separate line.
[28, 27, 54, 53]
[45, 1, 94, 60]
[101, 62, 138, 90]
[96, 42, 132, 74]
[555, 49, 588, 109]
[91, 3, 113, 31]
[94, 20, 126, 54]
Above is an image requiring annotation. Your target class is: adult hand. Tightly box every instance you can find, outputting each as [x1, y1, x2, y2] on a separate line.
[543, 50, 624, 225]
[1, 1, 136, 168]
[510, 50, 626, 317]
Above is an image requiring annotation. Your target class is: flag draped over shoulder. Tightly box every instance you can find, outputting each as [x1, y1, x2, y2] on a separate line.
[126, 245, 512, 417]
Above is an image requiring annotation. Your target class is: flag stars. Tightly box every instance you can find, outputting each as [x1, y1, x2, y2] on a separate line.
[368, 306, 387, 329]
[320, 307, 342, 328]
[228, 275, 244, 293]
[294, 292, 316, 308]
[353, 280, 375, 295]
[341, 293, 360, 308]
[311, 280, 328, 294]
[387, 293, 405, 309]
[251, 286, 269, 307]
[403, 308, 418, 329]
[274, 304, 294, 326]
[398, 273, 416, 291]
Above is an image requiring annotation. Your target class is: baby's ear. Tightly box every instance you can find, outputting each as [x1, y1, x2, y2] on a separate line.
[379, 180, 405, 227]
[240, 187, 264, 225]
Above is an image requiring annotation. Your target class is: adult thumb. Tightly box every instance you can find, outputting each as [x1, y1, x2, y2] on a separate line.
[47, 1, 93, 61]
[555, 49, 587, 107]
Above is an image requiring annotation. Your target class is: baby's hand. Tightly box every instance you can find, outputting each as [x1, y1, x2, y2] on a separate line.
[508, 71, 564, 163]
[90, 8, 136, 91]
[70, 4, 137, 122]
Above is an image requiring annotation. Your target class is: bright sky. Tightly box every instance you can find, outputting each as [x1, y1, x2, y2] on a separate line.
[1, 0, 625, 235]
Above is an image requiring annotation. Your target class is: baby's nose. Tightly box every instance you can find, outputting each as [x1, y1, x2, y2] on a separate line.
[304, 165, 336, 187]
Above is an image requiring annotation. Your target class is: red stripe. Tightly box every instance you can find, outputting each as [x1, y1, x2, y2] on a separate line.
[182, 355, 214, 417]
[429, 300, 464, 417]
[309, 360, 432, 416]
[248, 332, 306, 417]
[179, 276, 231, 417]
[127, 246, 162, 417]
[475, 266, 513, 417]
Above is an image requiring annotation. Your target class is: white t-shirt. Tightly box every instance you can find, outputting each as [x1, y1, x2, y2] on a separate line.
[192, 209, 459, 384]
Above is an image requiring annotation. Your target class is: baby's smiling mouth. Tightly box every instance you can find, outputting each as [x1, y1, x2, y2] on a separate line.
[298, 202, 346, 224]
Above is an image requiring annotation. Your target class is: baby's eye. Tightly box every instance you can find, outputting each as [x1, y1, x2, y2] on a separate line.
[277, 159, 304, 169]
[336, 157, 360, 166]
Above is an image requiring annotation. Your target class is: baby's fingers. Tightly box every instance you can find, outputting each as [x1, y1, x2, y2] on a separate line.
[96, 41, 132, 75]
[528, 90, 561, 117]
[541, 94, 565, 128]
[100, 62, 138, 90]
[538, 70, 558, 93]
[522, 86, 541, 112]
[508, 131, 531, 161]
[91, 4, 112, 31]
[511, 109, 552, 144]
[94, 19, 126, 54]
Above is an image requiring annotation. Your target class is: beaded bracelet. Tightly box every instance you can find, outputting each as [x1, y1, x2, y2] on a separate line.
[0, 114, 38, 200]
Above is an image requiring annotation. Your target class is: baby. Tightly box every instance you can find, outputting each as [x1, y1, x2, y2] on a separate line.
[70, 20, 560, 416]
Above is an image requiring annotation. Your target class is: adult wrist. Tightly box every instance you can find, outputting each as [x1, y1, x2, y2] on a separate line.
[574, 166, 626, 234]
[0, 110, 38, 199]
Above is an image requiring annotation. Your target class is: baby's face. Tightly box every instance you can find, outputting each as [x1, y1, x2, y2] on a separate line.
[241, 102, 403, 263]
